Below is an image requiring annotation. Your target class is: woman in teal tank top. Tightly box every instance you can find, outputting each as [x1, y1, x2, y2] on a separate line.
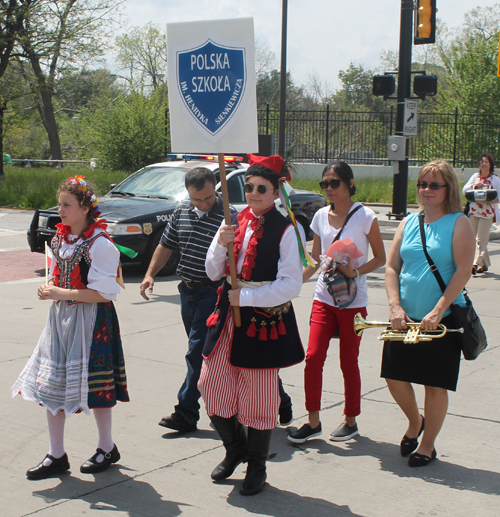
[382, 160, 475, 468]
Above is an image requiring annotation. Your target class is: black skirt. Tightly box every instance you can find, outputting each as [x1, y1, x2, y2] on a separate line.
[380, 314, 462, 391]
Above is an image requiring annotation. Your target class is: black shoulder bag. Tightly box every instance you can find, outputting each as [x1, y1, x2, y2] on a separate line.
[418, 211, 487, 360]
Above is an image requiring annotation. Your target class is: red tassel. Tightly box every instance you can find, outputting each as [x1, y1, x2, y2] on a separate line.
[246, 318, 257, 337]
[259, 322, 268, 341]
[270, 322, 278, 340]
[206, 311, 220, 327]
[278, 317, 286, 335]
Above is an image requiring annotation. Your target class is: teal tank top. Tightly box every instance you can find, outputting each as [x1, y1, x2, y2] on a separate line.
[400, 212, 466, 320]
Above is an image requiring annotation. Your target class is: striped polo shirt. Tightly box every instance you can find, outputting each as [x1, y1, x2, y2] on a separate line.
[160, 195, 225, 282]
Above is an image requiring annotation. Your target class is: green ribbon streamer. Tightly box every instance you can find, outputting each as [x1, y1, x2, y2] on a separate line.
[115, 243, 138, 259]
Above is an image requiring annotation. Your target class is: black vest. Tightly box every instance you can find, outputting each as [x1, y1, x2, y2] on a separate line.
[203, 207, 304, 369]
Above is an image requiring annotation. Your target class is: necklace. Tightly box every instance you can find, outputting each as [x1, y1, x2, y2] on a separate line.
[63, 233, 84, 245]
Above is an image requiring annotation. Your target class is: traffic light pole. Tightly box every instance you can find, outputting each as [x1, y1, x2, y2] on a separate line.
[392, 0, 414, 220]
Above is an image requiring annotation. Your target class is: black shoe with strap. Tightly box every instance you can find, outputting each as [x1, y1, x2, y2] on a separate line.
[80, 444, 120, 473]
[209, 415, 248, 481]
[27, 453, 70, 480]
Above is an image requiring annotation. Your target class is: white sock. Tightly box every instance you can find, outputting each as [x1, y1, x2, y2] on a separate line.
[45, 410, 66, 466]
[93, 408, 114, 462]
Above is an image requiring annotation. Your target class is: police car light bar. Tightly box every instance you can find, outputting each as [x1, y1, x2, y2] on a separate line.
[167, 154, 241, 163]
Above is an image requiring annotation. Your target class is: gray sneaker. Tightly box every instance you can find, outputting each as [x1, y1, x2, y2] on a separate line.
[329, 422, 359, 442]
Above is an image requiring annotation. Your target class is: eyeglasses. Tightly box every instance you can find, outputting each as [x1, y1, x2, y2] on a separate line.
[417, 182, 448, 191]
[244, 183, 269, 194]
[319, 179, 342, 190]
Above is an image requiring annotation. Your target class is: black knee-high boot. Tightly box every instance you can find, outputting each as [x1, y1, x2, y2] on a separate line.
[209, 415, 248, 481]
[240, 427, 273, 496]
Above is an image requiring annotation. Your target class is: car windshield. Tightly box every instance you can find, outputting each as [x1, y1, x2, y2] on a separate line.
[112, 167, 189, 200]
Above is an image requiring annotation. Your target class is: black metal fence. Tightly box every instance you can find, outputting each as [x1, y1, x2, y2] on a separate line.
[257, 105, 500, 167]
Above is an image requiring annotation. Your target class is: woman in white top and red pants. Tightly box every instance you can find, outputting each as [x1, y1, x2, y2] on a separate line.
[288, 161, 385, 444]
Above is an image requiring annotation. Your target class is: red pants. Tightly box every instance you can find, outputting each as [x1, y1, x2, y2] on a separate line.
[198, 311, 280, 430]
[304, 301, 367, 417]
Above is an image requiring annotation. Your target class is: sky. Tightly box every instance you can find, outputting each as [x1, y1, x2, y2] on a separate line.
[121, 1, 498, 90]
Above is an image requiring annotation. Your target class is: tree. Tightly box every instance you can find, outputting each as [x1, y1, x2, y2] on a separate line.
[0, 0, 38, 175]
[115, 22, 167, 93]
[15, 0, 123, 161]
[86, 89, 167, 171]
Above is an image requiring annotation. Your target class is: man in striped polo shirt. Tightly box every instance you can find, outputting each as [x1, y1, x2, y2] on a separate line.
[140, 167, 225, 433]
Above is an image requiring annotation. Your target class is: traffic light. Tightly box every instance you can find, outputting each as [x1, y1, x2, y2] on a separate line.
[372, 75, 396, 98]
[413, 74, 438, 99]
[414, 0, 436, 45]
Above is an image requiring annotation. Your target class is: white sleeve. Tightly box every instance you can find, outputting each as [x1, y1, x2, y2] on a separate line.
[239, 225, 302, 307]
[462, 173, 478, 194]
[87, 235, 121, 300]
[205, 226, 229, 281]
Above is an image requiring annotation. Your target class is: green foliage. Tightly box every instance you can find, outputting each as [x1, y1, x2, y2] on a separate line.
[0, 165, 129, 209]
[85, 91, 168, 171]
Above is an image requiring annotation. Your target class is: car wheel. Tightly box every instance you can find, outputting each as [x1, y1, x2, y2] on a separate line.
[144, 228, 180, 277]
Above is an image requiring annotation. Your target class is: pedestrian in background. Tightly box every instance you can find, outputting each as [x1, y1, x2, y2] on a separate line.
[462, 152, 500, 275]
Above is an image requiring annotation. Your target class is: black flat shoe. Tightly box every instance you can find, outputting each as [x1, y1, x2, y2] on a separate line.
[408, 449, 437, 467]
[26, 453, 70, 480]
[471, 265, 478, 275]
[477, 266, 488, 274]
[400, 415, 425, 457]
[80, 445, 120, 473]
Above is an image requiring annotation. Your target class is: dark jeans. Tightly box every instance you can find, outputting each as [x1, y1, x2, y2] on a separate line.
[175, 281, 220, 425]
[279, 377, 292, 409]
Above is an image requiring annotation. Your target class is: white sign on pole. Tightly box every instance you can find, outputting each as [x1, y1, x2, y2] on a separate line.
[403, 99, 418, 137]
[167, 18, 258, 153]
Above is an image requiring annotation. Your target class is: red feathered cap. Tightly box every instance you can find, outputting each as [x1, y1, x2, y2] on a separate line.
[247, 153, 291, 181]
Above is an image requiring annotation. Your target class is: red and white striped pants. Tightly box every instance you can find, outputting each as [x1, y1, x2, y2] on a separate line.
[198, 311, 279, 430]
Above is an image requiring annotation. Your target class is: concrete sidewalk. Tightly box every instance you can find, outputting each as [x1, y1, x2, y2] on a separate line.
[1, 210, 499, 517]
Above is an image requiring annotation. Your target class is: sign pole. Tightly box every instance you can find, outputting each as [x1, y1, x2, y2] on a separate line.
[218, 153, 241, 327]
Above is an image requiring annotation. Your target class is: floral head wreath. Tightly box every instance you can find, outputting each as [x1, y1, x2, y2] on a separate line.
[67, 175, 101, 219]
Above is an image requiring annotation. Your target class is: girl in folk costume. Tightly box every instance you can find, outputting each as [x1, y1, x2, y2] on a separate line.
[198, 154, 307, 496]
[12, 176, 129, 480]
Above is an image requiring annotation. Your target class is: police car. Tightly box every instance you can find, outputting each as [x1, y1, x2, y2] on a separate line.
[28, 155, 326, 275]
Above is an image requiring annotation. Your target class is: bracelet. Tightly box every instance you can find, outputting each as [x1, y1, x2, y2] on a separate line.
[354, 269, 359, 278]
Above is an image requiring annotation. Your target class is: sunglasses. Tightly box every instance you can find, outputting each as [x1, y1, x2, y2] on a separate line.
[417, 182, 448, 191]
[319, 179, 342, 190]
[244, 183, 269, 194]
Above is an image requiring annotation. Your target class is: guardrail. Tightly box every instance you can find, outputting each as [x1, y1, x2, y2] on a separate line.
[11, 159, 97, 170]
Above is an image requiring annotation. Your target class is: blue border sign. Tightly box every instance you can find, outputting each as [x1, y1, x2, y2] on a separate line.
[176, 39, 247, 137]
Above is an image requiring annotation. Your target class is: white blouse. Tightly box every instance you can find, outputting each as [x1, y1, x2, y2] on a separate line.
[49, 229, 121, 301]
[206, 211, 303, 308]
[310, 203, 376, 309]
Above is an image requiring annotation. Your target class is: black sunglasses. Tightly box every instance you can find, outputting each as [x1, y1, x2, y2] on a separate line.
[319, 179, 342, 190]
[417, 182, 448, 191]
[244, 183, 269, 194]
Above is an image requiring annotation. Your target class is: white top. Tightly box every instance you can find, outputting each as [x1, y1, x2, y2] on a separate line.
[311, 203, 376, 308]
[49, 229, 121, 301]
[206, 210, 303, 308]
[462, 172, 500, 222]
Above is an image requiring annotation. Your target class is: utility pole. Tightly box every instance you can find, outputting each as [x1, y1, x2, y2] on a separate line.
[278, 0, 288, 158]
[392, 0, 414, 220]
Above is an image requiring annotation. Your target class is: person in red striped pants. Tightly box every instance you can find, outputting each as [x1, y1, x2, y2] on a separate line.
[198, 154, 305, 496]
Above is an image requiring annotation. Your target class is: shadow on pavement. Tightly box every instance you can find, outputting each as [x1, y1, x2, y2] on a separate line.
[31, 470, 187, 517]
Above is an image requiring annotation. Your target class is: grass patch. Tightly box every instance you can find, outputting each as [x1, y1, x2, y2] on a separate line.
[0, 165, 129, 209]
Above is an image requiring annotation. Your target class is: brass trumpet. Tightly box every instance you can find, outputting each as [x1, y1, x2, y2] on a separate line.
[353, 313, 464, 344]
